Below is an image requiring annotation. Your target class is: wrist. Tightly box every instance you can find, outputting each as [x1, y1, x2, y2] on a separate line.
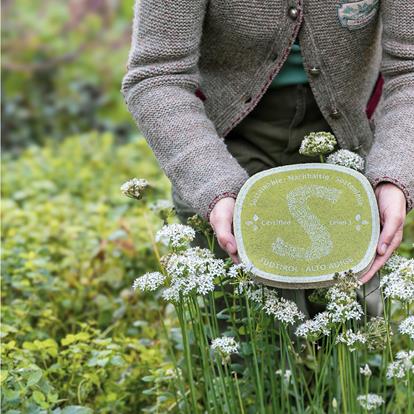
[372, 177, 412, 213]
[207, 192, 238, 222]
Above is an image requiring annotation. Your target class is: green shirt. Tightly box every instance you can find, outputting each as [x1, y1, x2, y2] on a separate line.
[270, 39, 308, 88]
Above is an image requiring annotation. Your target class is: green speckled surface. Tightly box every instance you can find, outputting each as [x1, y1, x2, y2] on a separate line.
[234, 164, 380, 288]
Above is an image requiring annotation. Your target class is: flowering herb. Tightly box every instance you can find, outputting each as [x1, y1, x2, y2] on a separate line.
[149, 199, 175, 223]
[360, 364, 372, 377]
[262, 291, 305, 325]
[326, 149, 365, 172]
[399, 315, 414, 340]
[386, 350, 414, 379]
[357, 394, 384, 411]
[132, 272, 166, 292]
[211, 336, 239, 365]
[380, 258, 414, 302]
[295, 312, 331, 341]
[299, 131, 337, 157]
[336, 330, 367, 352]
[155, 223, 196, 250]
[161, 247, 225, 301]
[120, 178, 149, 200]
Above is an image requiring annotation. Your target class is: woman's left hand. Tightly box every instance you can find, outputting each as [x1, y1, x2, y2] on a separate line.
[360, 182, 407, 283]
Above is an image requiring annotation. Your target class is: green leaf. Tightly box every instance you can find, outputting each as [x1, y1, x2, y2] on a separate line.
[0, 370, 9, 384]
[32, 390, 46, 404]
[3, 388, 20, 401]
[60, 406, 93, 414]
[27, 370, 43, 386]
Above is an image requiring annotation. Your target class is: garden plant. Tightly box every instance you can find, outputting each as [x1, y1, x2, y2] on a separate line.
[128, 133, 414, 414]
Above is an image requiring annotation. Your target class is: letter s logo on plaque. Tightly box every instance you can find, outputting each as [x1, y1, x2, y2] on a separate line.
[233, 164, 380, 288]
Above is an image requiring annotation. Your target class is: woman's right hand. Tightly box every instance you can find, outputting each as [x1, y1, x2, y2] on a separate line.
[209, 197, 240, 263]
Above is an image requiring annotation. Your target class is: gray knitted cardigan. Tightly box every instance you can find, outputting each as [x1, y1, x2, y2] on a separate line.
[121, 0, 414, 219]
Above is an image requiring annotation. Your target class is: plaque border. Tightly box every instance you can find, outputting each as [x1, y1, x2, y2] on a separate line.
[233, 163, 380, 289]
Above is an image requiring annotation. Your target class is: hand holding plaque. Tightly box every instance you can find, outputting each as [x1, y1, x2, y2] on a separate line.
[233, 163, 380, 288]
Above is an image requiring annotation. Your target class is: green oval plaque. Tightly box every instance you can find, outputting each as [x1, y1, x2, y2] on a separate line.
[234, 164, 380, 288]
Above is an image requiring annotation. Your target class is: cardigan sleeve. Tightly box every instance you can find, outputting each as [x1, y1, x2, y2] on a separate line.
[364, 0, 414, 212]
[121, 0, 248, 219]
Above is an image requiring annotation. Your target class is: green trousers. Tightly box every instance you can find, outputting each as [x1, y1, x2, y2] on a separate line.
[172, 83, 382, 319]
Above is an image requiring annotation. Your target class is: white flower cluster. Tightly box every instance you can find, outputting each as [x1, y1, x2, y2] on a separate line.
[150, 199, 173, 212]
[399, 315, 414, 340]
[296, 272, 363, 340]
[360, 364, 372, 377]
[326, 286, 363, 323]
[326, 149, 365, 172]
[211, 336, 239, 355]
[233, 280, 304, 326]
[383, 254, 407, 273]
[228, 263, 249, 279]
[357, 394, 384, 411]
[299, 132, 337, 157]
[262, 292, 305, 325]
[120, 178, 149, 200]
[161, 247, 225, 301]
[295, 311, 331, 340]
[132, 272, 166, 292]
[275, 369, 292, 383]
[381, 258, 414, 302]
[155, 224, 196, 249]
[386, 350, 414, 379]
[149, 199, 175, 219]
[336, 330, 367, 352]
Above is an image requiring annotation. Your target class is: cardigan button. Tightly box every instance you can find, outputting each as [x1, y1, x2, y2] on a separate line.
[309, 67, 321, 76]
[330, 109, 341, 119]
[288, 7, 299, 20]
[245, 96, 252, 104]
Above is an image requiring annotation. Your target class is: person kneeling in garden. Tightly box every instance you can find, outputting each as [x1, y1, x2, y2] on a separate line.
[121, 0, 413, 318]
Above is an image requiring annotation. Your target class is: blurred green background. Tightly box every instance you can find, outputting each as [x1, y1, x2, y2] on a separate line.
[2, 0, 136, 151]
[1, 1, 413, 413]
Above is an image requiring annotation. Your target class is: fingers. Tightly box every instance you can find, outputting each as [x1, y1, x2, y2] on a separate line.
[377, 212, 405, 256]
[360, 225, 404, 284]
[209, 197, 239, 263]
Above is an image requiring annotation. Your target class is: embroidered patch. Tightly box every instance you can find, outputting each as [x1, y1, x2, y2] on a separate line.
[337, 0, 379, 31]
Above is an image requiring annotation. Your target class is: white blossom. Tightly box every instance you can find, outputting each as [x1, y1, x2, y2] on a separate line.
[149, 199, 173, 212]
[336, 330, 367, 352]
[380, 259, 414, 302]
[326, 149, 365, 171]
[276, 369, 292, 383]
[149, 199, 175, 220]
[399, 315, 414, 340]
[386, 350, 414, 379]
[245, 285, 264, 303]
[211, 336, 239, 355]
[360, 364, 372, 377]
[260, 289, 305, 325]
[228, 263, 248, 279]
[156, 224, 196, 249]
[299, 131, 337, 157]
[357, 394, 384, 411]
[383, 254, 408, 273]
[132, 272, 165, 292]
[161, 285, 181, 302]
[120, 178, 149, 200]
[161, 247, 225, 301]
[295, 312, 331, 340]
[326, 287, 363, 323]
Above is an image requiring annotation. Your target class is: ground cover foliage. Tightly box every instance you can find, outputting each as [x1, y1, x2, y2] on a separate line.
[1, 133, 175, 413]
